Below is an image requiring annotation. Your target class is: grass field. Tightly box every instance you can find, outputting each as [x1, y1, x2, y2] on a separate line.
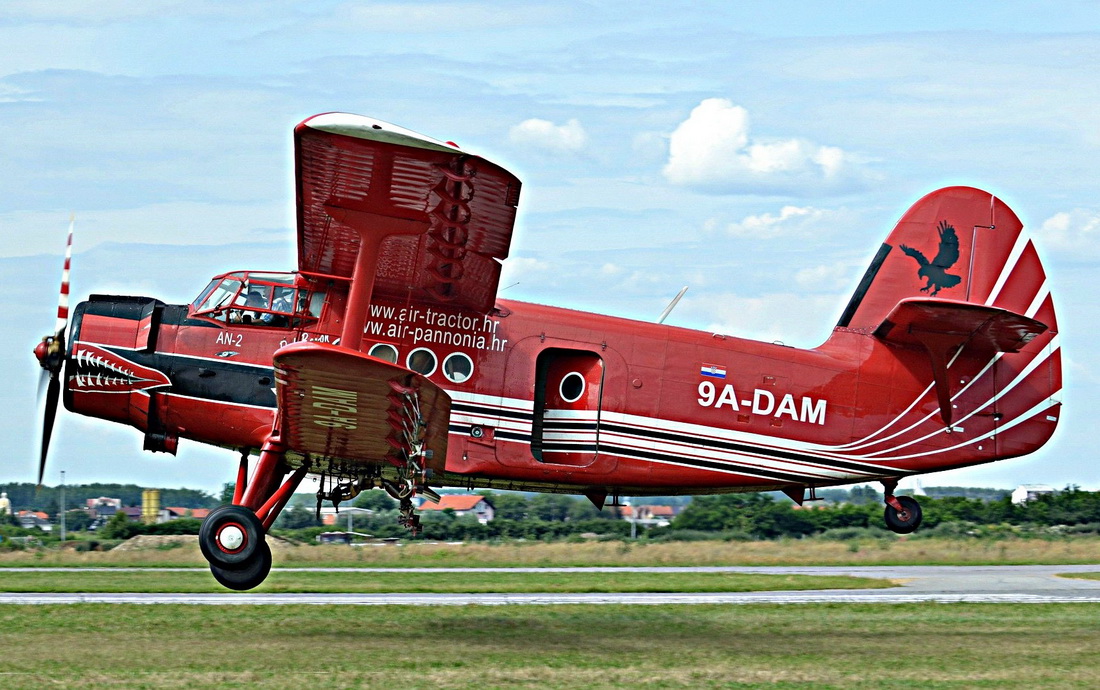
[0, 569, 894, 594]
[4, 536, 1100, 568]
[1, 603, 1098, 688]
[1060, 572, 1100, 581]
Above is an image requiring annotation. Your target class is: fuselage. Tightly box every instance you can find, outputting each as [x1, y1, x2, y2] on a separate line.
[64, 267, 1060, 497]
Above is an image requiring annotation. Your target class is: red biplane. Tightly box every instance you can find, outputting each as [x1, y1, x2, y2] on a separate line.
[35, 113, 1061, 589]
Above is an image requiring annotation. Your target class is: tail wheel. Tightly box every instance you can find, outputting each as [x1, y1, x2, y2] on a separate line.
[209, 541, 272, 591]
[884, 495, 923, 534]
[200, 504, 264, 568]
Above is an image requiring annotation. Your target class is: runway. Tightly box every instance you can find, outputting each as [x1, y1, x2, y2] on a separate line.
[2, 564, 1099, 605]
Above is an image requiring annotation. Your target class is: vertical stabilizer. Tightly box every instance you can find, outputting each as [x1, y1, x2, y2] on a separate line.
[835, 186, 1061, 459]
[837, 186, 1056, 334]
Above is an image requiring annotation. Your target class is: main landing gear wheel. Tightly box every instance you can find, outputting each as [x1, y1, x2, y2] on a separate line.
[209, 541, 272, 591]
[199, 504, 264, 568]
[884, 495, 923, 534]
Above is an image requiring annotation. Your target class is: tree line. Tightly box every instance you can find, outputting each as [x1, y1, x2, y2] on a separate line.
[669, 487, 1100, 539]
[2, 482, 218, 515]
[269, 485, 1100, 542]
[7, 482, 1100, 544]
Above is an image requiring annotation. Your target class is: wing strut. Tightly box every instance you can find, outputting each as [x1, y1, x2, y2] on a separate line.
[331, 208, 428, 350]
[909, 330, 969, 428]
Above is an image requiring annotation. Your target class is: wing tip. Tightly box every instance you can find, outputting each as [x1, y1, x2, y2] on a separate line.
[297, 112, 463, 154]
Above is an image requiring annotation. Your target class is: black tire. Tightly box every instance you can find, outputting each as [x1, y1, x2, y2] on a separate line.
[209, 541, 272, 591]
[199, 504, 264, 568]
[884, 495, 923, 534]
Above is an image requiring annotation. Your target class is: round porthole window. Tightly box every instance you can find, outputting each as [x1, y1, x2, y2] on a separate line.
[368, 343, 398, 363]
[406, 347, 437, 377]
[443, 352, 474, 383]
[559, 371, 586, 403]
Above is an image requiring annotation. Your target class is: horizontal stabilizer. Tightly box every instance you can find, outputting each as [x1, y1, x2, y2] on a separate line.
[273, 341, 450, 472]
[874, 298, 1047, 353]
[874, 299, 1048, 427]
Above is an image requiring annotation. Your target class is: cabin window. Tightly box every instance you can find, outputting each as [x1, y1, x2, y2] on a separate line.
[443, 352, 474, 383]
[559, 371, 586, 403]
[407, 348, 437, 377]
[369, 343, 399, 363]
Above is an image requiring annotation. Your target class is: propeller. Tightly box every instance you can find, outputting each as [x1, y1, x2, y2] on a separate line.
[33, 216, 74, 486]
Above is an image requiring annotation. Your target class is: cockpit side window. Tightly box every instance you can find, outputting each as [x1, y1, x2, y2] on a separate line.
[305, 290, 325, 318]
[196, 279, 243, 313]
[191, 279, 220, 310]
[192, 272, 327, 329]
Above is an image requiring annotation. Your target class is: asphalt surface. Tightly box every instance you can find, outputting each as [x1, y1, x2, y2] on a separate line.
[2, 564, 1100, 604]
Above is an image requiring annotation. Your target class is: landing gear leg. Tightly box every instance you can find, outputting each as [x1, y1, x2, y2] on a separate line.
[383, 479, 421, 535]
[881, 478, 923, 534]
[199, 436, 308, 590]
[398, 497, 421, 535]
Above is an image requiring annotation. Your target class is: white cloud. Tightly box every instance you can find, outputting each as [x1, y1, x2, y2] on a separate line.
[1036, 209, 1100, 258]
[0, 202, 286, 258]
[0, 1, 182, 22]
[500, 256, 550, 287]
[663, 98, 860, 195]
[680, 291, 842, 348]
[316, 3, 553, 34]
[509, 118, 588, 153]
[793, 263, 861, 291]
[709, 205, 827, 239]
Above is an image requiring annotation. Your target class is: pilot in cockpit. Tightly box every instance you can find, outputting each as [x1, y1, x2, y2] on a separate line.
[228, 288, 268, 324]
[262, 287, 295, 325]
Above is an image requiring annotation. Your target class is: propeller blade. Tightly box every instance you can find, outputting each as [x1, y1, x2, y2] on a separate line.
[34, 216, 74, 485]
[37, 367, 49, 402]
[39, 374, 61, 486]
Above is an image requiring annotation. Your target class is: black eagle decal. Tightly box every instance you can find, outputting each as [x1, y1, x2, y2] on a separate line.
[899, 220, 962, 296]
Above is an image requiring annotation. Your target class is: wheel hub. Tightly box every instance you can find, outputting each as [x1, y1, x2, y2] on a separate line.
[217, 523, 246, 552]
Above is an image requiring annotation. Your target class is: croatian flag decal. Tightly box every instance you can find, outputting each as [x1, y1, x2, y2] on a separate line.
[700, 363, 727, 379]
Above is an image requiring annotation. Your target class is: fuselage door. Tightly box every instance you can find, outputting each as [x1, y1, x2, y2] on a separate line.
[531, 348, 604, 466]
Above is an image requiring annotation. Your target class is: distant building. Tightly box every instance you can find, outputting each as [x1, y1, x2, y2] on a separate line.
[1011, 484, 1055, 504]
[619, 505, 678, 527]
[120, 506, 144, 521]
[320, 507, 373, 527]
[16, 510, 51, 531]
[164, 507, 210, 521]
[418, 495, 495, 523]
[86, 497, 122, 519]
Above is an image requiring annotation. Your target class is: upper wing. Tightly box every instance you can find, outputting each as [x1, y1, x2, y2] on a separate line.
[295, 113, 522, 314]
[273, 341, 450, 473]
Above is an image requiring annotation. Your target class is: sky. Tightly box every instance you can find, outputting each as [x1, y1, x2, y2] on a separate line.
[2, 1, 1099, 495]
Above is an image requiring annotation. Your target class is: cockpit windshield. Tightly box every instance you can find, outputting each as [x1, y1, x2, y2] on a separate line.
[191, 272, 325, 328]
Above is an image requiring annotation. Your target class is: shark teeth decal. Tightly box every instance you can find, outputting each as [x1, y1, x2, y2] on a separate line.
[69, 343, 172, 394]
